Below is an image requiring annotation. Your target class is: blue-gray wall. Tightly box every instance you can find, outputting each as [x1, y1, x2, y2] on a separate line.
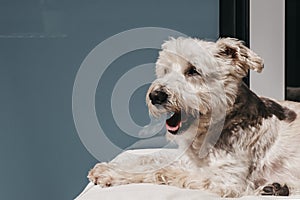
[0, 1, 218, 199]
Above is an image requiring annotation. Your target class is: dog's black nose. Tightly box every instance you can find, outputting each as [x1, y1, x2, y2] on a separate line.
[149, 90, 168, 105]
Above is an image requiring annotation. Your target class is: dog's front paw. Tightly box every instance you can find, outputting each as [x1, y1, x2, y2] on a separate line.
[261, 182, 289, 196]
[88, 162, 115, 187]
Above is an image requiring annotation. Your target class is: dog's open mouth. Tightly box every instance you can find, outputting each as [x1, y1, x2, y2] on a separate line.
[166, 111, 193, 135]
[166, 111, 181, 134]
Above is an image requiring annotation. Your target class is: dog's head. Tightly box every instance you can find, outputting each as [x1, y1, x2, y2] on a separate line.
[146, 37, 263, 136]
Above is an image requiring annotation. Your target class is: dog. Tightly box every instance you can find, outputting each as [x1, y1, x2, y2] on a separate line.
[88, 37, 300, 197]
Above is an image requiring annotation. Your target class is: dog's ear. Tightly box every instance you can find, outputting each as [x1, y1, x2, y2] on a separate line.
[216, 38, 264, 76]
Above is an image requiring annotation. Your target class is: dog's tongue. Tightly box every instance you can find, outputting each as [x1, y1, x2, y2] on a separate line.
[166, 122, 181, 132]
[166, 112, 181, 134]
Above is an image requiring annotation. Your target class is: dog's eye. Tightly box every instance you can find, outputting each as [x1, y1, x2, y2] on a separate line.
[185, 66, 200, 77]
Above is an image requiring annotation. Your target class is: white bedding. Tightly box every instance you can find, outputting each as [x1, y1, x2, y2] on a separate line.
[75, 149, 300, 200]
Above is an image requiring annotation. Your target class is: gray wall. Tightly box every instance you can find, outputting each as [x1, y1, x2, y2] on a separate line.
[250, 0, 285, 100]
[0, 1, 219, 199]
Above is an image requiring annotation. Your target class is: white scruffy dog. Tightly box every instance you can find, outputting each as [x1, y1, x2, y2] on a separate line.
[88, 37, 300, 197]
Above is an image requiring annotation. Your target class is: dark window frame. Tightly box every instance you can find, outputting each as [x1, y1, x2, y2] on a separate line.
[219, 0, 250, 85]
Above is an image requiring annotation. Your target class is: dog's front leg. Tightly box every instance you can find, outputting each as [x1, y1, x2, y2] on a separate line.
[88, 162, 251, 197]
[88, 163, 218, 192]
[88, 162, 204, 188]
[88, 162, 170, 187]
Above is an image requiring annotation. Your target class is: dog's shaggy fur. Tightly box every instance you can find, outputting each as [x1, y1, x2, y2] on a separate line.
[88, 37, 300, 197]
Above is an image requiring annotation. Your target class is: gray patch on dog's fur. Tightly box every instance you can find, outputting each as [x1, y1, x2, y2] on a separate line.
[261, 97, 297, 123]
[215, 83, 297, 150]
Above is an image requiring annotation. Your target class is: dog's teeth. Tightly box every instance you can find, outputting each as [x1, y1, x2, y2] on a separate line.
[167, 112, 175, 118]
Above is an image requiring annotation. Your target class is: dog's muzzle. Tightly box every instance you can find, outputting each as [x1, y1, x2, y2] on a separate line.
[149, 90, 168, 105]
[149, 89, 184, 135]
